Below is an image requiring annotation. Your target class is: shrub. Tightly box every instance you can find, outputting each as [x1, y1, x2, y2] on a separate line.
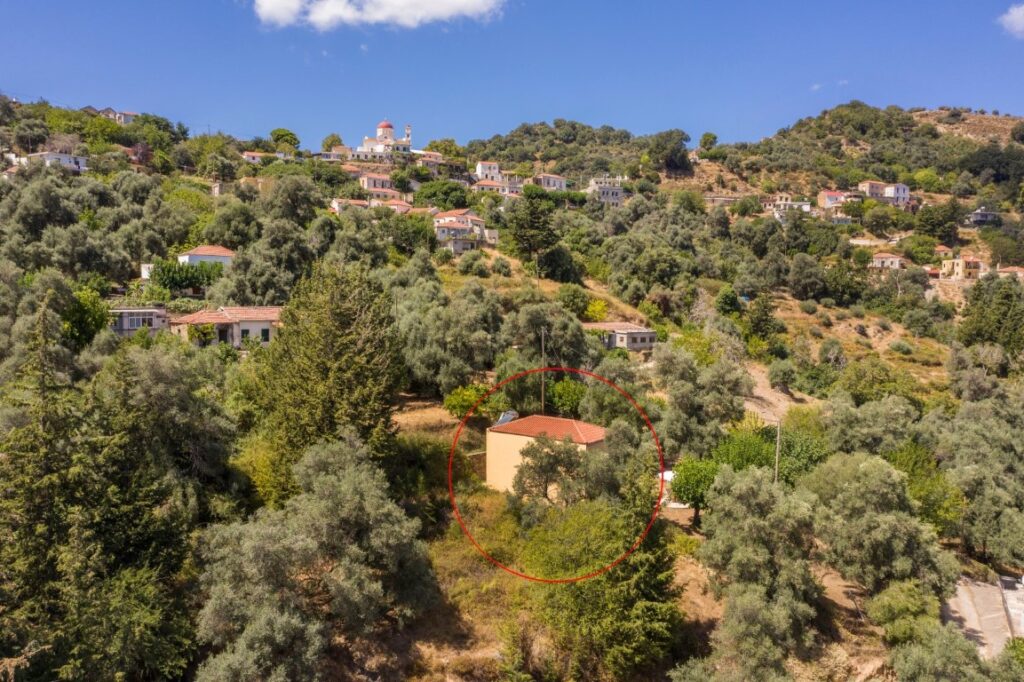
[433, 248, 454, 265]
[816, 311, 833, 328]
[877, 318, 892, 332]
[820, 298, 836, 308]
[492, 256, 512, 277]
[809, 326, 824, 338]
[850, 304, 866, 318]
[583, 299, 608, 322]
[557, 284, 590, 317]
[834, 309, 850, 321]
[798, 300, 818, 315]
[768, 359, 797, 392]
[890, 340, 914, 356]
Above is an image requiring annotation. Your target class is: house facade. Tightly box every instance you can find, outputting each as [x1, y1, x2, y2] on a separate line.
[349, 120, 412, 162]
[177, 245, 235, 267]
[485, 415, 606, 493]
[20, 152, 88, 173]
[816, 190, 848, 210]
[109, 306, 169, 337]
[582, 322, 658, 351]
[586, 176, 626, 207]
[857, 180, 910, 207]
[941, 255, 987, 280]
[170, 306, 282, 348]
[533, 173, 567, 192]
[359, 173, 392, 190]
[966, 207, 999, 226]
[871, 252, 907, 270]
[433, 209, 495, 254]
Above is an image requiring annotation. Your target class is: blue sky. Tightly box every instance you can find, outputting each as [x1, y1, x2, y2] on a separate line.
[2, 0, 1023, 148]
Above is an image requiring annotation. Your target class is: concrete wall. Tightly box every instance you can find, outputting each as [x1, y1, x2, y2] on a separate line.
[485, 431, 603, 493]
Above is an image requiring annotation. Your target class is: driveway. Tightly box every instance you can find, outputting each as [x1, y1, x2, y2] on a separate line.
[943, 578, 1011, 660]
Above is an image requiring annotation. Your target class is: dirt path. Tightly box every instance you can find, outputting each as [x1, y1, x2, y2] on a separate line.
[744, 361, 819, 423]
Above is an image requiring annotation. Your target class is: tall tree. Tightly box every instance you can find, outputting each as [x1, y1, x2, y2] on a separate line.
[507, 184, 558, 270]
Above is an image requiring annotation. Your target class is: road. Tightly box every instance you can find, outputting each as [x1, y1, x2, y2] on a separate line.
[943, 578, 1011, 660]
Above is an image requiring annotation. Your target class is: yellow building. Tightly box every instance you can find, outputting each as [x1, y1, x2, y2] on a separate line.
[485, 415, 606, 493]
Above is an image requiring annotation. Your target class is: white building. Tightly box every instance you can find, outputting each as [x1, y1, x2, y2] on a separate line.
[433, 209, 496, 254]
[870, 252, 907, 270]
[109, 306, 169, 337]
[883, 183, 910, 206]
[359, 173, 392, 191]
[586, 176, 627, 207]
[582, 322, 657, 352]
[20, 152, 88, 173]
[171, 307, 282, 348]
[349, 120, 412, 162]
[177, 245, 235, 267]
[475, 161, 502, 182]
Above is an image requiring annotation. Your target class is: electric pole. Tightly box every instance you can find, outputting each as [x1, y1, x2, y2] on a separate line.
[774, 417, 782, 484]
[540, 326, 547, 414]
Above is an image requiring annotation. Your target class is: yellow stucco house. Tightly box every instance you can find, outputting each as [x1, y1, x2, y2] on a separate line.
[485, 415, 607, 492]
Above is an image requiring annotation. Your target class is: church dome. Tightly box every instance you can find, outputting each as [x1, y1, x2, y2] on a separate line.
[377, 120, 393, 129]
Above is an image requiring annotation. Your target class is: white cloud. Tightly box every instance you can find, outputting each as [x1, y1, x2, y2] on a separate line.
[810, 83, 822, 92]
[837, 79, 849, 86]
[254, 0, 505, 29]
[1000, 3, 1024, 38]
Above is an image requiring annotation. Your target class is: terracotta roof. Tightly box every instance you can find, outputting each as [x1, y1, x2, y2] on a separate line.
[998, 266, 1024, 273]
[181, 245, 235, 257]
[434, 209, 474, 219]
[377, 120, 393, 129]
[582, 322, 654, 334]
[489, 415, 606, 445]
[175, 306, 282, 325]
[361, 172, 391, 180]
[872, 252, 902, 259]
[386, 200, 413, 207]
[474, 180, 502, 188]
[536, 173, 565, 179]
[935, 245, 953, 252]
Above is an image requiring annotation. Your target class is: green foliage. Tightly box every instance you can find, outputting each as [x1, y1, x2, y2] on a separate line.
[60, 287, 109, 352]
[714, 284, 742, 315]
[556, 283, 590, 317]
[491, 256, 512, 276]
[670, 456, 719, 525]
[196, 437, 434, 680]
[583, 298, 608, 322]
[800, 453, 958, 596]
[521, 501, 680, 678]
[507, 184, 558, 263]
[551, 377, 586, 418]
[890, 623, 988, 682]
[834, 356, 920, 407]
[958, 274, 1024, 356]
[150, 258, 224, 291]
[414, 180, 469, 210]
[443, 383, 508, 421]
[865, 580, 940, 645]
[269, 127, 299, 150]
[768, 358, 797, 391]
[746, 293, 783, 338]
[253, 263, 403, 504]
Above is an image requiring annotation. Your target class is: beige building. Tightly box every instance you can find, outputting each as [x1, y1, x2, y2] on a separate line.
[941, 255, 987, 281]
[485, 415, 606, 493]
[171, 306, 282, 348]
[582, 322, 657, 351]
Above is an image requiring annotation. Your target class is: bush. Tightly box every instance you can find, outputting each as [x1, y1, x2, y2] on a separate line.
[877, 318, 892, 332]
[557, 284, 590, 317]
[809, 326, 824, 338]
[492, 256, 512, 277]
[433, 248, 454, 265]
[890, 340, 914, 355]
[768, 359, 797, 392]
[834, 309, 850, 321]
[798, 300, 818, 315]
[849, 304, 866, 318]
[816, 311, 833, 328]
[583, 299, 608, 322]
[456, 250, 489, 277]
[819, 298, 836, 308]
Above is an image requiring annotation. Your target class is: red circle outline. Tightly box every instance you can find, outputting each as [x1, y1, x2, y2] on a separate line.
[447, 366, 665, 583]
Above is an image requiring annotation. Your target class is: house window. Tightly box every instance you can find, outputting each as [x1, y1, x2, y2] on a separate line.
[126, 314, 153, 329]
[261, 328, 270, 343]
[241, 329, 250, 339]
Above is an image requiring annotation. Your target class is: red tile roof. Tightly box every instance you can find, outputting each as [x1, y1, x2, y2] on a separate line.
[377, 120, 393, 129]
[181, 245, 235, 257]
[489, 415, 606, 445]
[175, 306, 282, 325]
[434, 209, 474, 219]
[582, 322, 654, 333]
[872, 252, 902, 259]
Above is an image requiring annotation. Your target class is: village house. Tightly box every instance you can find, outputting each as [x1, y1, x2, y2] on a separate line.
[241, 150, 292, 164]
[773, 200, 813, 221]
[359, 173, 393, 191]
[433, 208, 496, 253]
[384, 199, 413, 214]
[705, 195, 741, 208]
[365, 187, 404, 202]
[941, 254, 987, 281]
[485, 415, 606, 493]
[586, 175, 626, 207]
[532, 173, 567, 192]
[871, 252, 908, 270]
[19, 151, 88, 173]
[171, 306, 282, 348]
[178, 245, 235, 267]
[966, 207, 1000, 226]
[237, 176, 278, 194]
[475, 161, 502, 182]
[935, 244, 953, 257]
[109, 306, 169, 337]
[582, 322, 657, 352]
[816, 190, 848, 210]
[330, 198, 370, 211]
[997, 266, 1024, 282]
[857, 180, 910, 207]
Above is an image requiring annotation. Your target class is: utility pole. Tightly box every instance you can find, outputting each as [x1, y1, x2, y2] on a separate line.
[540, 326, 547, 414]
[774, 417, 782, 484]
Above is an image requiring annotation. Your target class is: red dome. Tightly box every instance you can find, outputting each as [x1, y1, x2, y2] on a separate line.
[377, 120, 393, 129]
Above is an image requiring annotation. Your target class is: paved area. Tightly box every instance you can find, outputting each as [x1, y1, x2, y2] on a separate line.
[943, 578, 1011, 660]
[999, 575, 1024, 637]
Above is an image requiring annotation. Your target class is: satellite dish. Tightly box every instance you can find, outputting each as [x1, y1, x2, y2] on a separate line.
[494, 410, 519, 426]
